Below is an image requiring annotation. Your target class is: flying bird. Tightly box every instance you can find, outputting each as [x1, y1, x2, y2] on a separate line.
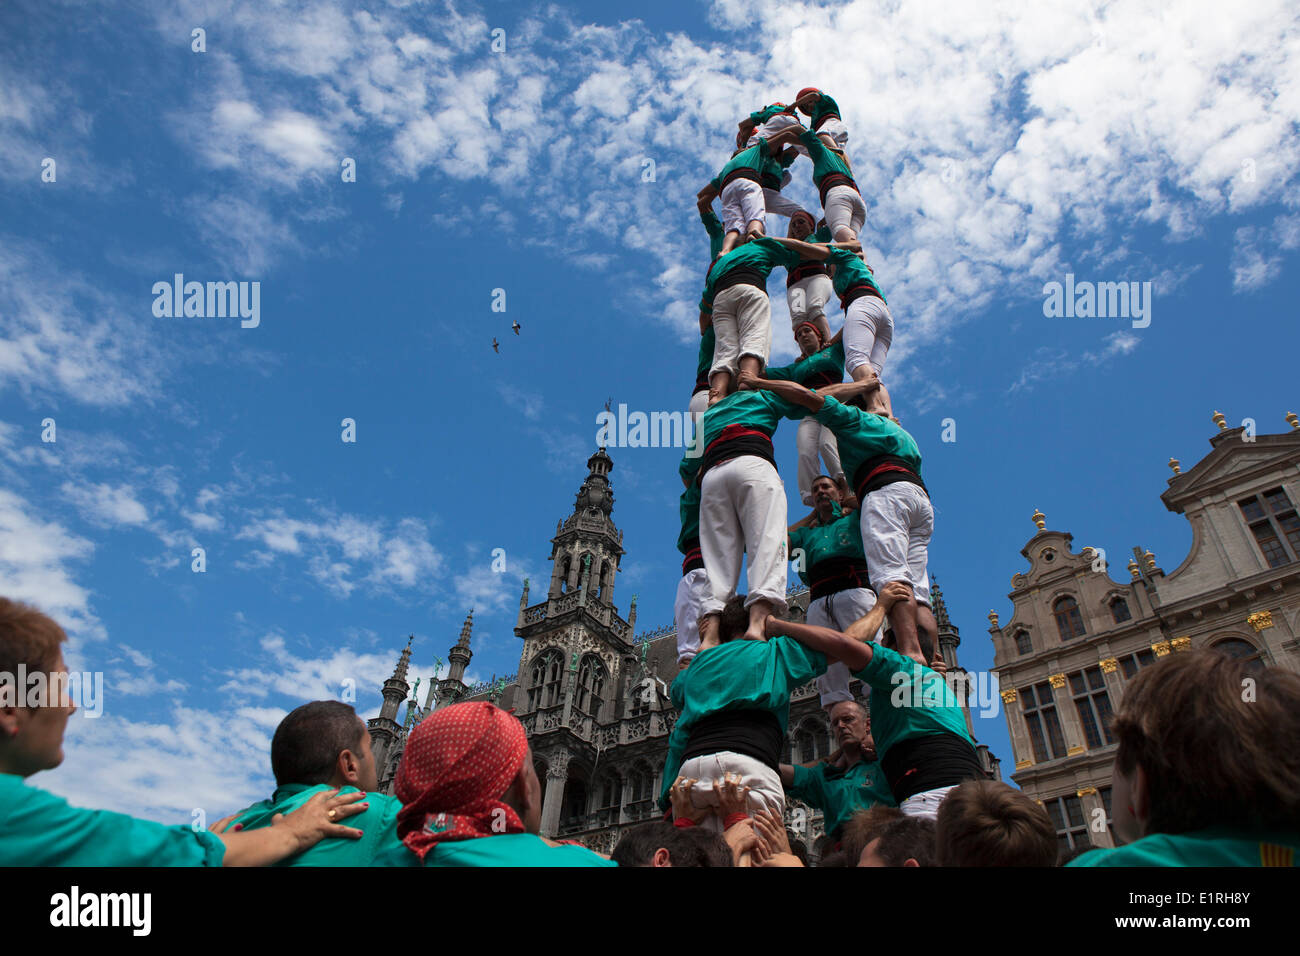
[491, 338, 499, 353]
[512, 320, 521, 335]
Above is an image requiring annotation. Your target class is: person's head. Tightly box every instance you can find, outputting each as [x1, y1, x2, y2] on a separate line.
[811, 475, 841, 515]
[828, 699, 872, 757]
[934, 780, 1056, 866]
[0, 599, 75, 777]
[395, 702, 538, 858]
[794, 87, 821, 115]
[794, 321, 823, 357]
[787, 210, 816, 239]
[271, 700, 377, 792]
[859, 816, 936, 867]
[881, 622, 936, 669]
[841, 805, 905, 865]
[719, 595, 749, 642]
[1109, 648, 1300, 842]
[610, 821, 733, 867]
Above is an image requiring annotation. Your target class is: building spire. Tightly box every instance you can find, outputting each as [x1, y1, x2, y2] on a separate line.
[457, 610, 474, 648]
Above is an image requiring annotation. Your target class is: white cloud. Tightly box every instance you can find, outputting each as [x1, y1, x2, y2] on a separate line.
[60, 481, 150, 528]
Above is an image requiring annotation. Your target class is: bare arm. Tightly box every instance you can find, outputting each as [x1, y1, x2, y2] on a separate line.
[819, 379, 879, 402]
[779, 763, 795, 788]
[764, 615, 873, 672]
[736, 371, 824, 412]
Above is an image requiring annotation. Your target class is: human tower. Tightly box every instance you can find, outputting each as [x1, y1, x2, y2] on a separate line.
[662, 88, 985, 843]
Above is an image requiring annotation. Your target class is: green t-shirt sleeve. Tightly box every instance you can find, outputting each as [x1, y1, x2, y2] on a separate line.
[6, 783, 226, 867]
[788, 764, 826, 807]
[701, 209, 723, 239]
[765, 360, 798, 382]
[774, 637, 828, 686]
[852, 641, 914, 695]
[815, 395, 862, 433]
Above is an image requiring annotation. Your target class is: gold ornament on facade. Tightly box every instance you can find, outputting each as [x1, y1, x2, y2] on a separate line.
[1170, 636, 1191, 652]
[1048, 672, 1066, 688]
[1212, 410, 1227, 431]
[1286, 411, 1298, 431]
[1000, 688, 1018, 704]
[1067, 745, 1086, 755]
[1016, 759, 1034, 770]
[1143, 550, 1157, 571]
[1099, 657, 1119, 673]
[1152, 640, 1171, 656]
[1076, 786, 1098, 797]
[1168, 457, 1181, 474]
[1127, 558, 1140, 580]
[1247, 610, 1274, 632]
[988, 610, 1000, 628]
[1032, 508, 1046, 531]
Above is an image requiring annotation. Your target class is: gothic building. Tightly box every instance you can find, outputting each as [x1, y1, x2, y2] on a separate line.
[989, 412, 1300, 857]
[370, 447, 999, 857]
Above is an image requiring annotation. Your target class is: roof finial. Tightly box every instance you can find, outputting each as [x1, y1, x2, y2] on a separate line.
[1286, 411, 1299, 431]
[987, 609, 1000, 628]
[1032, 508, 1046, 531]
[1212, 410, 1227, 431]
[1168, 457, 1181, 475]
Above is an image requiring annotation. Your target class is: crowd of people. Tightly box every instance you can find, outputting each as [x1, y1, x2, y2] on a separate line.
[2, 91, 1298, 869]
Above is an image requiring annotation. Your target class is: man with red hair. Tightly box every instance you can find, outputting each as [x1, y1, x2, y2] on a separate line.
[395, 701, 615, 867]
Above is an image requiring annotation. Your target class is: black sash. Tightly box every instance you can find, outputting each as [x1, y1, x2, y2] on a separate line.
[682, 709, 783, 771]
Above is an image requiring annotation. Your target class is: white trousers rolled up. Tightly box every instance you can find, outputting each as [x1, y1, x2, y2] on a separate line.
[807, 586, 880, 708]
[823, 183, 866, 239]
[861, 482, 932, 606]
[842, 293, 894, 378]
[674, 567, 710, 664]
[699, 456, 788, 616]
[795, 417, 845, 505]
[787, 273, 834, 342]
[720, 178, 765, 236]
[710, 285, 771, 379]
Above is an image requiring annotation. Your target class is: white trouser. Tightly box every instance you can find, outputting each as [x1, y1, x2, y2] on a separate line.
[796, 417, 845, 505]
[677, 751, 785, 828]
[674, 567, 710, 664]
[699, 456, 788, 615]
[721, 178, 766, 235]
[749, 113, 810, 157]
[710, 285, 771, 378]
[807, 587, 880, 708]
[824, 183, 866, 239]
[899, 784, 958, 819]
[787, 274, 835, 343]
[861, 482, 932, 606]
[688, 386, 709, 419]
[843, 293, 894, 378]
[813, 117, 849, 151]
[762, 187, 808, 223]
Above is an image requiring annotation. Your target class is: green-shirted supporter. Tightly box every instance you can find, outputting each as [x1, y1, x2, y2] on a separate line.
[781, 698, 897, 849]
[763, 601, 986, 820]
[682, 388, 808, 647]
[696, 126, 806, 257]
[736, 103, 811, 223]
[1066, 648, 1300, 868]
[0, 598, 367, 866]
[768, 329, 847, 505]
[794, 87, 851, 158]
[674, 455, 707, 667]
[395, 700, 615, 867]
[228, 700, 417, 866]
[798, 127, 865, 243]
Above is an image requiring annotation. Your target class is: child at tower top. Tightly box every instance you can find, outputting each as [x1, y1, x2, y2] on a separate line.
[697, 126, 805, 257]
[794, 87, 850, 160]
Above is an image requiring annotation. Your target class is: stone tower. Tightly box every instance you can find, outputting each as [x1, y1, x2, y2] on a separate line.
[367, 635, 412, 779]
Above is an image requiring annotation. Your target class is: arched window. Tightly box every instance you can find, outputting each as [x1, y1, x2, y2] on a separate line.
[795, 721, 829, 763]
[1110, 597, 1132, 624]
[1213, 638, 1266, 673]
[529, 649, 564, 710]
[559, 555, 571, 593]
[575, 654, 606, 718]
[1014, 630, 1033, 655]
[1054, 596, 1086, 641]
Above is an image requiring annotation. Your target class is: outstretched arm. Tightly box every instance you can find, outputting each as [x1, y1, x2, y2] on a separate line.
[819, 379, 879, 402]
[764, 615, 873, 672]
[842, 583, 911, 643]
[737, 371, 824, 412]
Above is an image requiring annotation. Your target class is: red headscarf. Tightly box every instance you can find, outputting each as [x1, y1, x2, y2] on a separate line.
[395, 701, 529, 860]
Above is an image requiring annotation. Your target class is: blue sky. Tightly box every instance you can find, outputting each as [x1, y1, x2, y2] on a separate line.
[2, 0, 1297, 822]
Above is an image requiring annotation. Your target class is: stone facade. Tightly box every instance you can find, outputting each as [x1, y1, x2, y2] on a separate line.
[372, 447, 1000, 858]
[989, 414, 1300, 856]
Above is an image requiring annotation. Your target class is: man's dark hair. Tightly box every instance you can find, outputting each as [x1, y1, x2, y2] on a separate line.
[719, 595, 748, 643]
[271, 700, 367, 787]
[610, 822, 733, 867]
[870, 815, 937, 866]
[881, 627, 936, 671]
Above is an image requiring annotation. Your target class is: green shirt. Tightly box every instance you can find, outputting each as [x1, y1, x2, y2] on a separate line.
[815, 396, 922, 487]
[710, 139, 784, 193]
[766, 341, 845, 388]
[678, 481, 700, 553]
[423, 832, 617, 867]
[788, 757, 896, 838]
[799, 129, 854, 190]
[749, 103, 791, 126]
[825, 247, 886, 302]
[230, 783, 417, 867]
[692, 389, 809, 466]
[806, 92, 842, 129]
[852, 644, 974, 764]
[701, 208, 725, 261]
[701, 238, 801, 308]
[1067, 828, 1300, 868]
[661, 638, 828, 807]
[0, 772, 226, 866]
[788, 508, 866, 586]
[695, 325, 715, 384]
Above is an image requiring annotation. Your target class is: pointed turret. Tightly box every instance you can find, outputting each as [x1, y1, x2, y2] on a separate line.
[367, 636, 413, 779]
[434, 612, 475, 709]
